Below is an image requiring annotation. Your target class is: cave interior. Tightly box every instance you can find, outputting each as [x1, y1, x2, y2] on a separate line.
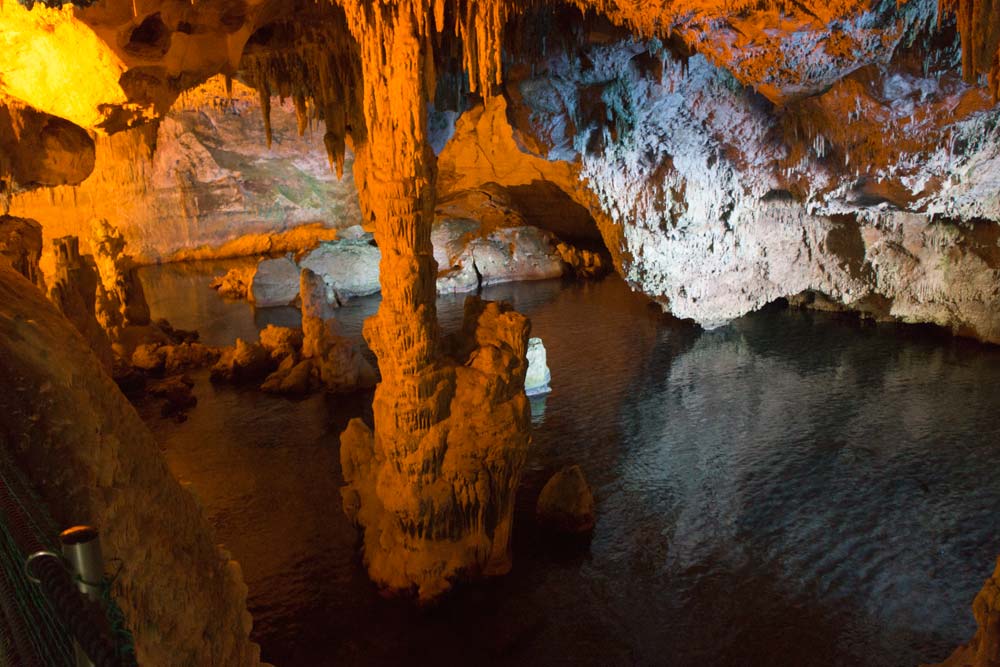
[2, 0, 1000, 665]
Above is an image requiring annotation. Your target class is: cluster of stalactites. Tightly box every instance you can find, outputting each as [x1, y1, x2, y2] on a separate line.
[240, 24, 362, 178]
[240, 43, 359, 177]
[338, 0, 518, 100]
[563, 0, 867, 38]
[448, 0, 514, 96]
[239, 0, 523, 172]
[939, 0, 1000, 101]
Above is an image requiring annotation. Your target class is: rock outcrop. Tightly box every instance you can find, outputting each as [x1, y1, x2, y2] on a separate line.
[0, 262, 260, 666]
[300, 235, 382, 300]
[210, 339, 276, 384]
[0, 215, 44, 290]
[501, 2, 1000, 342]
[934, 557, 1000, 667]
[47, 235, 114, 371]
[536, 465, 596, 535]
[9, 76, 362, 278]
[250, 254, 301, 308]
[90, 218, 151, 335]
[524, 337, 551, 396]
[341, 296, 532, 599]
[210, 267, 253, 300]
[299, 269, 377, 393]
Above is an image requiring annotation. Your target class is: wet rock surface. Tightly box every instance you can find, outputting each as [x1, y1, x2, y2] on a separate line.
[536, 465, 596, 534]
[250, 254, 301, 308]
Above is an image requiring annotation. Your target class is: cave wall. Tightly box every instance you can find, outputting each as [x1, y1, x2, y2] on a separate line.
[8, 76, 361, 278]
[493, 0, 1000, 342]
[0, 263, 260, 666]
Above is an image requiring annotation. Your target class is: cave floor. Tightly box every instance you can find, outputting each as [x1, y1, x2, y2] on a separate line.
[137, 261, 1000, 667]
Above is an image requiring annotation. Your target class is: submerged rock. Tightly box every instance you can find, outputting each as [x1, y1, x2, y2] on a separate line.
[210, 339, 276, 384]
[524, 337, 551, 396]
[260, 357, 316, 396]
[147, 374, 197, 419]
[537, 465, 596, 534]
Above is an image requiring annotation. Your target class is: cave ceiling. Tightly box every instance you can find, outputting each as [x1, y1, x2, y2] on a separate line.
[2, 1, 997, 127]
[0, 0, 997, 192]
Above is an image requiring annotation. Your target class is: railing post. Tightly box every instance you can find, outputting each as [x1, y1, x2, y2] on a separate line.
[60, 526, 104, 667]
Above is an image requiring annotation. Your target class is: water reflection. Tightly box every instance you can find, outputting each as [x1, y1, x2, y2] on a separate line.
[138, 263, 1000, 667]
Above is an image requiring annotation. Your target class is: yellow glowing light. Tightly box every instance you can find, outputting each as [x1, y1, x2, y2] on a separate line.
[0, 1, 128, 131]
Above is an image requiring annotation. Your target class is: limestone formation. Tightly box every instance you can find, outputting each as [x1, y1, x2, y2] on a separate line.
[430, 185, 580, 294]
[259, 324, 304, 361]
[0, 262, 260, 666]
[250, 254, 301, 308]
[89, 218, 150, 334]
[536, 465, 596, 534]
[0, 215, 44, 290]
[556, 242, 608, 279]
[300, 236, 382, 300]
[260, 357, 316, 396]
[210, 267, 253, 300]
[341, 296, 532, 599]
[300, 267, 341, 320]
[210, 339, 276, 384]
[47, 235, 113, 371]
[524, 337, 552, 396]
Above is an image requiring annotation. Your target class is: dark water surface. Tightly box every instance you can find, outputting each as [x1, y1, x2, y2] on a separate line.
[138, 262, 1000, 667]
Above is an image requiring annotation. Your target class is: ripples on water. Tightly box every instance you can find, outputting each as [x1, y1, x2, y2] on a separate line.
[138, 261, 1000, 667]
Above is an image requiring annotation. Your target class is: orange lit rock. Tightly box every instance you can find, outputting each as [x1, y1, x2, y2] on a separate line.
[210, 266, 253, 300]
[0, 262, 261, 666]
[9, 78, 360, 276]
[341, 296, 531, 599]
[933, 557, 1000, 667]
[0, 215, 45, 290]
[90, 218, 151, 335]
[331, 0, 535, 600]
[0, 1, 129, 130]
[48, 235, 114, 372]
[210, 338, 275, 384]
[0, 102, 96, 190]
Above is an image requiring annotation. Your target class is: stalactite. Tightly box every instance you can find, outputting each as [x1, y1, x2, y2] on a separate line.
[239, 6, 363, 176]
[939, 0, 1000, 101]
[293, 93, 308, 137]
[258, 82, 272, 149]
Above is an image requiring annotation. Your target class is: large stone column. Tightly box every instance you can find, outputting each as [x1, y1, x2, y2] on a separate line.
[339, 1, 532, 600]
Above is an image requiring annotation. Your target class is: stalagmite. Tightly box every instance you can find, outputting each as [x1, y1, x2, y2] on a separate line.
[0, 214, 45, 290]
[336, 0, 533, 599]
[89, 218, 150, 334]
[47, 235, 114, 371]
